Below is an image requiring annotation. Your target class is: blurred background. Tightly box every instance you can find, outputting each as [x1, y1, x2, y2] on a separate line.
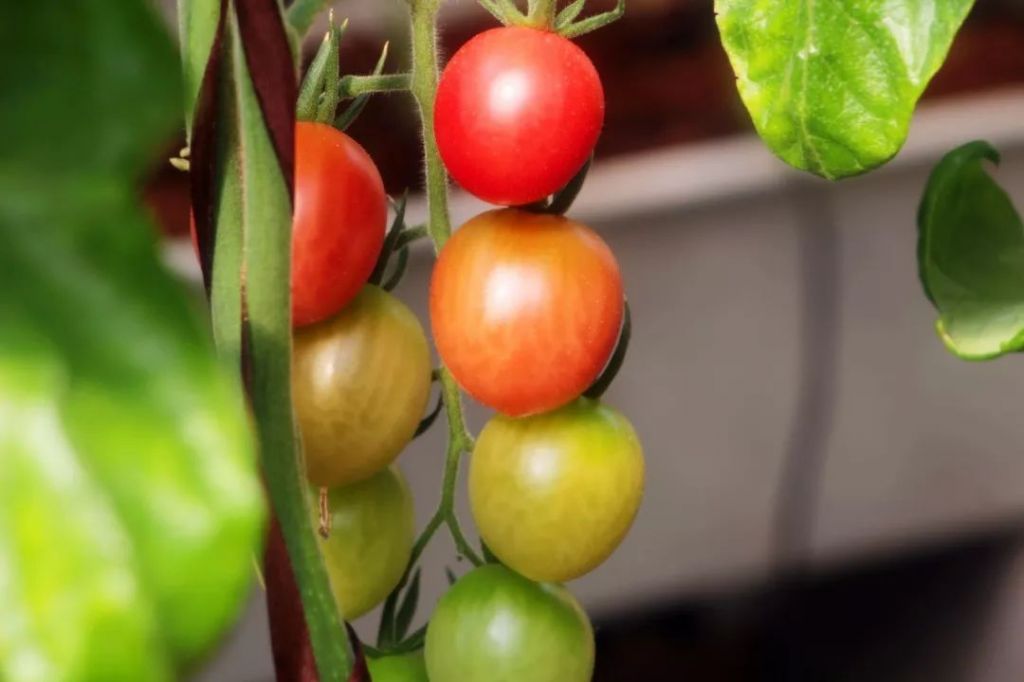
[149, 1, 1024, 679]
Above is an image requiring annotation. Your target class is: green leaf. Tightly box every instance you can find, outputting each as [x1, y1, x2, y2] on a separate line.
[394, 568, 422, 642]
[716, 0, 973, 179]
[917, 140, 1024, 360]
[178, 0, 222, 140]
[296, 18, 344, 123]
[0, 2, 264, 680]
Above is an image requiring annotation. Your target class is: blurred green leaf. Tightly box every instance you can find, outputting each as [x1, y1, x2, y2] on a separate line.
[716, 0, 973, 179]
[0, 2, 264, 681]
[918, 140, 1024, 360]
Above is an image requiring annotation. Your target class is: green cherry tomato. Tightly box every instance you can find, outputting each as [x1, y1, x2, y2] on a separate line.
[367, 651, 429, 682]
[315, 467, 415, 619]
[425, 564, 594, 682]
[470, 399, 644, 582]
[293, 286, 432, 487]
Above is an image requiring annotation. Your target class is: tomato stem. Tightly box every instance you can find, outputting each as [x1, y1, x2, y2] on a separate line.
[478, 0, 526, 25]
[559, 0, 626, 39]
[409, 0, 453, 251]
[337, 72, 411, 98]
[526, 0, 559, 29]
[404, 0, 484, 579]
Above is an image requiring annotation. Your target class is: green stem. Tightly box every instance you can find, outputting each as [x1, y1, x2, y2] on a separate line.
[337, 72, 412, 98]
[228, 15, 355, 681]
[409, 0, 452, 253]
[526, 0, 559, 28]
[408, 0, 483, 568]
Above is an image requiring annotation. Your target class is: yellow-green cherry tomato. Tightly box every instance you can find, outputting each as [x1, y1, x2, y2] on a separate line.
[315, 466, 415, 619]
[470, 399, 644, 582]
[293, 285, 432, 487]
[425, 564, 594, 682]
[367, 651, 429, 682]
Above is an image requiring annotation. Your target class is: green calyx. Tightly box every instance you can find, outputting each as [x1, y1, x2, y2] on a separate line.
[476, 0, 625, 38]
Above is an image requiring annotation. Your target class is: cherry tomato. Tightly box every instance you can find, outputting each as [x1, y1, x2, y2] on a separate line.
[434, 26, 604, 206]
[315, 467, 414, 619]
[189, 123, 386, 326]
[470, 399, 644, 582]
[293, 286, 432, 487]
[430, 209, 623, 416]
[425, 564, 594, 682]
[292, 121, 386, 326]
[367, 651, 429, 682]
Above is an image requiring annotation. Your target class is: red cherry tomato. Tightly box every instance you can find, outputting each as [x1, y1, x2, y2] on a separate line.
[430, 209, 623, 416]
[292, 121, 386, 326]
[191, 123, 387, 327]
[434, 26, 604, 206]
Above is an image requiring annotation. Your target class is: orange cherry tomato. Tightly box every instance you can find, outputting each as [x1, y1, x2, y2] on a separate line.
[429, 209, 623, 416]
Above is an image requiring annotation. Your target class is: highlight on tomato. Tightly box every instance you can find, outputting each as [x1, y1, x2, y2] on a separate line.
[424, 564, 594, 682]
[430, 209, 623, 416]
[470, 398, 644, 582]
[434, 26, 604, 206]
[315, 466, 415, 620]
[293, 285, 432, 487]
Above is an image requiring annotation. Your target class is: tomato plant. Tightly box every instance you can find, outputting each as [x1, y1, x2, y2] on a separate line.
[470, 399, 644, 582]
[292, 121, 387, 327]
[15, 0, 993, 678]
[293, 285, 432, 487]
[430, 209, 624, 416]
[316, 467, 415, 619]
[424, 564, 595, 682]
[175, 0, 637, 680]
[434, 26, 604, 206]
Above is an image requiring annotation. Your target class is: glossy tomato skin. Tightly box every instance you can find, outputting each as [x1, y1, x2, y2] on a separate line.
[435, 26, 604, 206]
[470, 399, 644, 582]
[430, 209, 623, 416]
[292, 121, 386, 327]
[425, 564, 594, 682]
[367, 651, 429, 682]
[315, 467, 414, 619]
[293, 286, 432, 487]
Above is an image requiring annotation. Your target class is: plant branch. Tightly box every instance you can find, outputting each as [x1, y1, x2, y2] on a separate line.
[409, 0, 453, 252]
[337, 72, 412, 99]
[406, 0, 483, 571]
[230, 4, 355, 675]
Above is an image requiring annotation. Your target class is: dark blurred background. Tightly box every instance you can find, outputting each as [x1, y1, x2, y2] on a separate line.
[149, 1, 1024, 680]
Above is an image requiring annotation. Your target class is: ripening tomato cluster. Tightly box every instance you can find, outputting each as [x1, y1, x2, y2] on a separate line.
[423, 26, 645, 682]
[283, 123, 428, 623]
[191, 119, 428, 620]
[195, 23, 644, 682]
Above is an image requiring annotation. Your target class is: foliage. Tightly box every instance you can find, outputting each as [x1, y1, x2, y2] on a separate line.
[0, 2, 264, 680]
